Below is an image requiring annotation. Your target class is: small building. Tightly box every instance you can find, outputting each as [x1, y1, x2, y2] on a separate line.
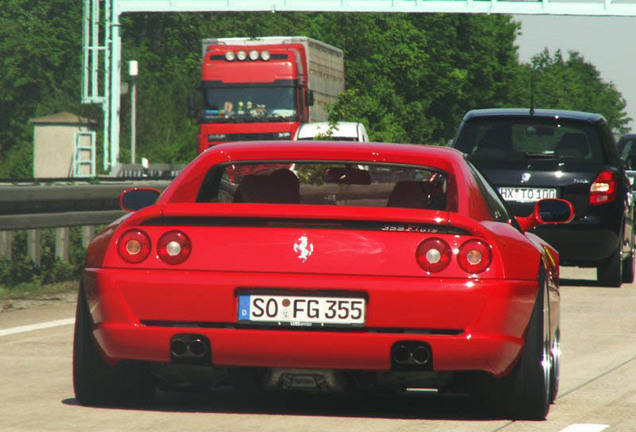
[31, 112, 96, 178]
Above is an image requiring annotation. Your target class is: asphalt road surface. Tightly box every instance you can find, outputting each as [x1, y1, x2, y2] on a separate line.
[1, 267, 635, 432]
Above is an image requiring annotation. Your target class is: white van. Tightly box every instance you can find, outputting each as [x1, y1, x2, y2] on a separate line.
[294, 122, 369, 142]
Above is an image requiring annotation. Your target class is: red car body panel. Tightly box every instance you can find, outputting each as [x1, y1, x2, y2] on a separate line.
[85, 268, 536, 375]
[83, 141, 560, 379]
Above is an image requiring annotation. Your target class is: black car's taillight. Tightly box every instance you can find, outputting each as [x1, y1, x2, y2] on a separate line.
[590, 169, 618, 205]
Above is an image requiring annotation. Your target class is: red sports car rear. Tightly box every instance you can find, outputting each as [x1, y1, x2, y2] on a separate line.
[73, 141, 572, 420]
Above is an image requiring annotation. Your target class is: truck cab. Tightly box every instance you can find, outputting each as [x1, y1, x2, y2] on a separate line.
[196, 37, 344, 153]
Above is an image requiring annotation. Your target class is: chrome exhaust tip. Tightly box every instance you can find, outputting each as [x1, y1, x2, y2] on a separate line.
[187, 338, 207, 358]
[412, 346, 431, 365]
[391, 341, 432, 369]
[170, 334, 211, 363]
[170, 338, 188, 358]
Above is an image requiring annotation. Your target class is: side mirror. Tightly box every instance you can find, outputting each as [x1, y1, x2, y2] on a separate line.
[515, 198, 574, 232]
[187, 91, 202, 119]
[187, 93, 196, 118]
[119, 188, 161, 212]
[307, 90, 315, 107]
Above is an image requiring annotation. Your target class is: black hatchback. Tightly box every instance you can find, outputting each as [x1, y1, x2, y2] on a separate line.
[451, 108, 635, 287]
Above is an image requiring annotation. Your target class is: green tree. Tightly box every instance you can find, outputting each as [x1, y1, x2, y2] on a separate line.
[0, 0, 99, 177]
[316, 14, 523, 144]
[0, 9, 630, 176]
[513, 49, 630, 134]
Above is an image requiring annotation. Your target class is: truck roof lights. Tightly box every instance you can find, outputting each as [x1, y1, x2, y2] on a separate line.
[223, 50, 271, 62]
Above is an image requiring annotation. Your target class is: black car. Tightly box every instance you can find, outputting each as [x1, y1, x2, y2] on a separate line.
[451, 108, 635, 287]
[617, 133, 636, 183]
[617, 133, 636, 168]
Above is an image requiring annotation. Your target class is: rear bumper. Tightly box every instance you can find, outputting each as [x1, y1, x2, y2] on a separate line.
[532, 213, 620, 264]
[84, 268, 539, 377]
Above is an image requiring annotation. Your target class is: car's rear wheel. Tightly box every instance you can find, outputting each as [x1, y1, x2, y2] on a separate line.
[471, 272, 551, 420]
[73, 287, 155, 407]
[549, 327, 561, 404]
[622, 241, 635, 284]
[598, 244, 622, 287]
[504, 279, 551, 420]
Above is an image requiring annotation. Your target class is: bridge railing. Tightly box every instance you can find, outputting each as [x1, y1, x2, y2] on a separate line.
[0, 180, 171, 265]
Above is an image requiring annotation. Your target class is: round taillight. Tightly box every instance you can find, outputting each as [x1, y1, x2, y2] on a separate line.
[237, 50, 247, 61]
[249, 50, 259, 61]
[225, 51, 236, 61]
[157, 231, 191, 265]
[118, 230, 151, 264]
[458, 239, 492, 274]
[416, 238, 452, 272]
[261, 50, 271, 61]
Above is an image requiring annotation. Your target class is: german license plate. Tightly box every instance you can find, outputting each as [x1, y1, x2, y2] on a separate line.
[498, 187, 557, 203]
[238, 294, 366, 326]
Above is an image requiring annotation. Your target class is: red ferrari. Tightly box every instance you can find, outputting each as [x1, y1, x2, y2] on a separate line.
[73, 141, 573, 420]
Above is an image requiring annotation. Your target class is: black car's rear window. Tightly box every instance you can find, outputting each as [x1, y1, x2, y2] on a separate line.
[454, 118, 606, 169]
[196, 162, 452, 211]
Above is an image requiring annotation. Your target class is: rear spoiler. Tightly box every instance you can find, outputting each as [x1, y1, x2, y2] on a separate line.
[119, 203, 496, 240]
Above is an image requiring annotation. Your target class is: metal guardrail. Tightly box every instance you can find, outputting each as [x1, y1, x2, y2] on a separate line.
[0, 181, 172, 230]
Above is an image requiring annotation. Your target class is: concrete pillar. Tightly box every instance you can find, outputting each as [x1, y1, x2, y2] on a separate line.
[81, 226, 96, 249]
[27, 230, 42, 266]
[55, 227, 70, 262]
[0, 231, 13, 259]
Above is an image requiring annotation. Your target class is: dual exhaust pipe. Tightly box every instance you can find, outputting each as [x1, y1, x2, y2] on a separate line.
[170, 334, 210, 363]
[391, 341, 432, 369]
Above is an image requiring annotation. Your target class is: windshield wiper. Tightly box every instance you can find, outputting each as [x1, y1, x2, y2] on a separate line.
[523, 152, 560, 160]
[264, 116, 294, 122]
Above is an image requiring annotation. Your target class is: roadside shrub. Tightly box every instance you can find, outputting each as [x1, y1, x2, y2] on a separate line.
[0, 228, 86, 288]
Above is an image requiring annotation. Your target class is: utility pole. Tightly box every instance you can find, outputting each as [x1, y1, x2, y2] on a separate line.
[129, 60, 138, 164]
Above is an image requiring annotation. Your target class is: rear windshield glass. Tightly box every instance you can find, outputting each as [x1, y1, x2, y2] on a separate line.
[454, 118, 605, 168]
[297, 137, 358, 141]
[196, 162, 450, 211]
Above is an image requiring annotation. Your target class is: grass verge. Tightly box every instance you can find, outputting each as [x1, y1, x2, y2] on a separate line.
[0, 280, 79, 301]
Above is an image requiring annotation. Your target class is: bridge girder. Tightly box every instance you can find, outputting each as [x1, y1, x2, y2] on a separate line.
[84, 0, 636, 172]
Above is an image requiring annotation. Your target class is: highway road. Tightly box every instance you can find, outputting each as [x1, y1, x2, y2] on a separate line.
[1, 267, 635, 432]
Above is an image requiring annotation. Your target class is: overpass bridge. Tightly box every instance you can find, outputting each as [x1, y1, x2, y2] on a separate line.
[82, 0, 636, 172]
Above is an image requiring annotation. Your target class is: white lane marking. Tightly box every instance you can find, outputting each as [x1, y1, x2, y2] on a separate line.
[0, 318, 75, 337]
[560, 425, 609, 432]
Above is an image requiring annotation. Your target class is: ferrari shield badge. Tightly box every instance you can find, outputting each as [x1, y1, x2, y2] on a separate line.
[293, 235, 314, 262]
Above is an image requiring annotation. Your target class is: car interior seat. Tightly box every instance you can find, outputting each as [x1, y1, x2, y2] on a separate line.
[233, 169, 300, 204]
[473, 126, 514, 159]
[555, 133, 590, 159]
[386, 181, 446, 210]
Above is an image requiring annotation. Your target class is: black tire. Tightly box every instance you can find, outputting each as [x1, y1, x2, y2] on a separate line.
[471, 271, 551, 420]
[598, 245, 622, 287]
[549, 327, 561, 404]
[622, 244, 635, 284]
[503, 277, 551, 420]
[73, 287, 155, 407]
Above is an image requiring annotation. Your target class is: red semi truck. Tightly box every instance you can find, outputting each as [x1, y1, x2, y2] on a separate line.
[196, 36, 345, 153]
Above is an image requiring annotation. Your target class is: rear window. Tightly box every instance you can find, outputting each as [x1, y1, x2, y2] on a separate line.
[297, 137, 358, 142]
[619, 137, 636, 158]
[196, 162, 451, 211]
[454, 118, 606, 168]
